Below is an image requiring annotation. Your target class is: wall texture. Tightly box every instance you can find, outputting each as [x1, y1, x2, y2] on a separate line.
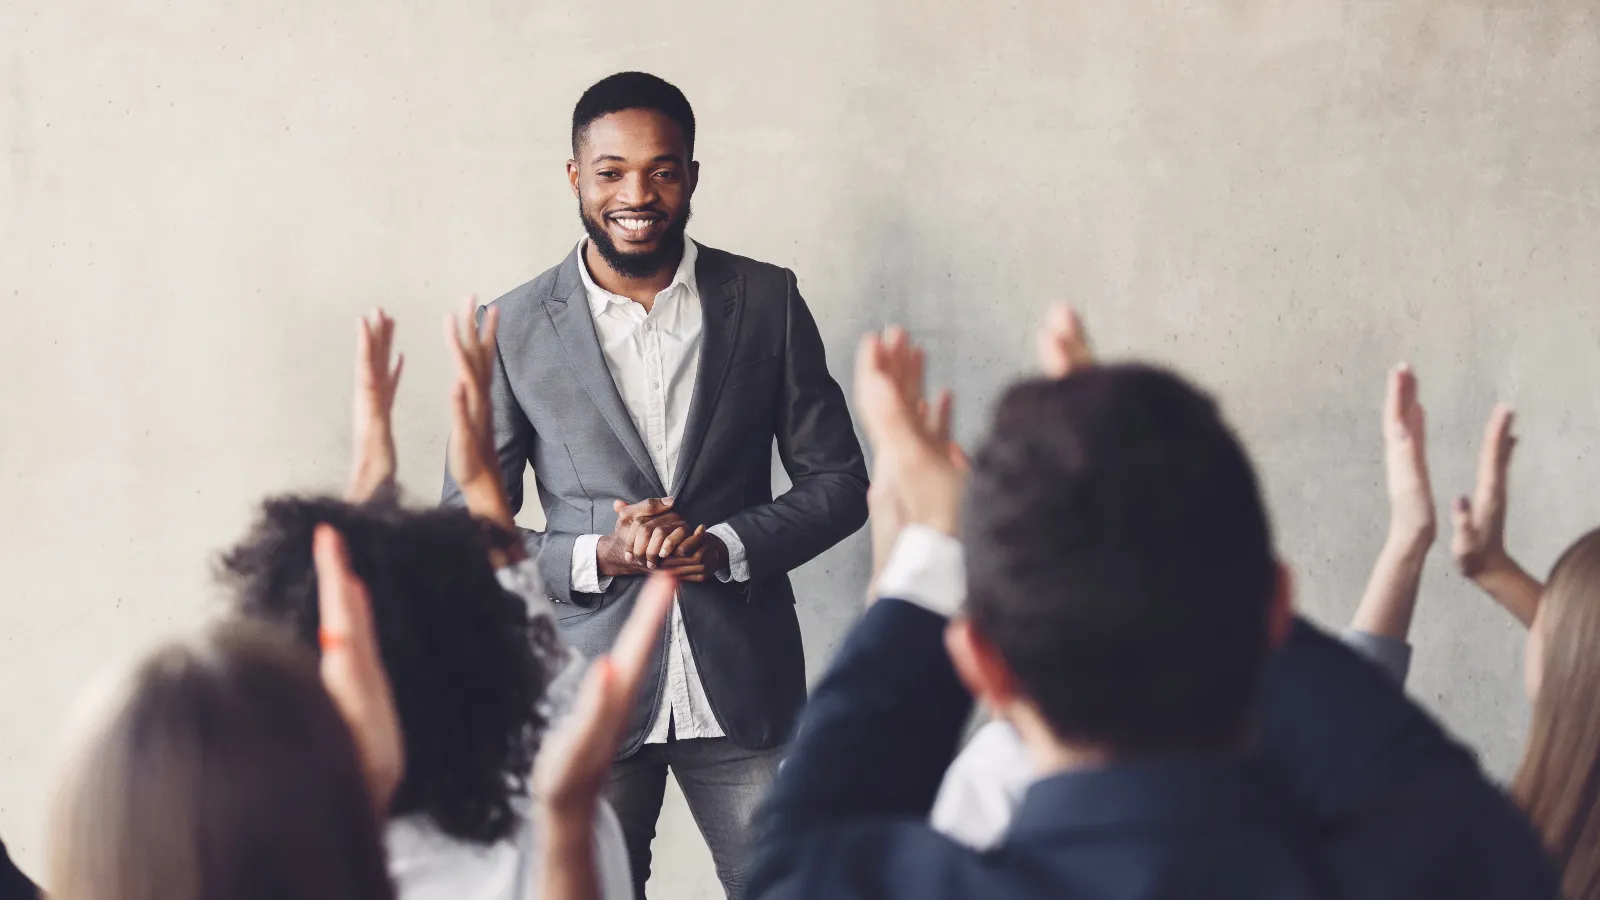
[3, 0, 1599, 893]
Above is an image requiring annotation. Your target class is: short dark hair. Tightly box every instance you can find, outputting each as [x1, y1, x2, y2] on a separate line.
[963, 365, 1277, 755]
[572, 71, 695, 158]
[218, 495, 561, 844]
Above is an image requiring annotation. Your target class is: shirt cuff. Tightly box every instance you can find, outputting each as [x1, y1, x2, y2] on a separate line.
[874, 525, 966, 618]
[570, 534, 614, 596]
[1339, 628, 1413, 686]
[707, 523, 749, 583]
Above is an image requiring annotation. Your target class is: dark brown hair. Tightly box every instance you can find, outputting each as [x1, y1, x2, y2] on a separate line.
[219, 494, 558, 844]
[1512, 526, 1600, 900]
[47, 621, 394, 900]
[963, 366, 1276, 755]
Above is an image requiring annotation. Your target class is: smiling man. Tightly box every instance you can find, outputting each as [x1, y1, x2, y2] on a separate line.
[441, 72, 867, 900]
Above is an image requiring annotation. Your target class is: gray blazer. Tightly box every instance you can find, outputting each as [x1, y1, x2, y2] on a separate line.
[443, 243, 868, 755]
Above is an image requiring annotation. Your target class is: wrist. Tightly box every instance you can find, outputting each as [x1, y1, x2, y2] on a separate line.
[461, 480, 514, 526]
[539, 794, 600, 829]
[1383, 520, 1435, 561]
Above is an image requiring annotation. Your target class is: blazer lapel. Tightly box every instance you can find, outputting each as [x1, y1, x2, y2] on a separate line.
[542, 248, 667, 497]
[672, 248, 742, 497]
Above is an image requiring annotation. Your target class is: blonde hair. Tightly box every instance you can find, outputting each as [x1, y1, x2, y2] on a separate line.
[1511, 527, 1600, 900]
[47, 621, 394, 900]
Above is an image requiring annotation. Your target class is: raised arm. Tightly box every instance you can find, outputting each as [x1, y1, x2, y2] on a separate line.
[533, 575, 675, 900]
[1451, 404, 1544, 627]
[718, 273, 869, 580]
[1345, 365, 1435, 682]
[441, 300, 528, 568]
[439, 302, 571, 591]
[346, 309, 405, 503]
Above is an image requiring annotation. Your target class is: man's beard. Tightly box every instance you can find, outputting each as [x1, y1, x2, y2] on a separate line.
[579, 198, 693, 280]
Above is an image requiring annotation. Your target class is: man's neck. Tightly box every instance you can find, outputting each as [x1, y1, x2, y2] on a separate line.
[584, 241, 679, 311]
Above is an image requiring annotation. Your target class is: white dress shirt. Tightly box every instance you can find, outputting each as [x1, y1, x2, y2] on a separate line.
[568, 236, 748, 743]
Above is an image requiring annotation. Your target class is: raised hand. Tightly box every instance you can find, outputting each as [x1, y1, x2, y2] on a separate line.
[533, 573, 676, 900]
[1451, 403, 1543, 626]
[1036, 305, 1094, 378]
[854, 326, 965, 538]
[347, 309, 405, 502]
[1382, 364, 1437, 544]
[445, 298, 514, 530]
[1452, 404, 1516, 578]
[313, 523, 404, 817]
[1351, 364, 1438, 640]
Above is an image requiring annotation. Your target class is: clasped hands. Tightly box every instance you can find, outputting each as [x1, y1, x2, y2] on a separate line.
[597, 497, 728, 582]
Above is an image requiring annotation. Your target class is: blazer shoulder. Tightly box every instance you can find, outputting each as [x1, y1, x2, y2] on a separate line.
[484, 255, 573, 319]
[697, 244, 795, 293]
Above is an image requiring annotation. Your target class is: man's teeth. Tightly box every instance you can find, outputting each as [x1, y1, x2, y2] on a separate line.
[615, 217, 655, 232]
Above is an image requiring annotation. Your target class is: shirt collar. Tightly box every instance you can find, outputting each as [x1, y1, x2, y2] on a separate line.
[576, 236, 699, 318]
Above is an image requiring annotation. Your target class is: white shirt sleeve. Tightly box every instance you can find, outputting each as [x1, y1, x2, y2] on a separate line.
[930, 720, 1034, 850]
[570, 534, 614, 595]
[707, 522, 749, 583]
[872, 525, 966, 618]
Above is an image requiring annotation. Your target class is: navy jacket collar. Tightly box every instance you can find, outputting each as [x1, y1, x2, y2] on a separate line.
[1007, 754, 1294, 842]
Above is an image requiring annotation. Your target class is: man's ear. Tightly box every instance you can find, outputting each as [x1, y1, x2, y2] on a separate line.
[567, 160, 581, 198]
[688, 159, 700, 194]
[945, 618, 1021, 708]
[1267, 561, 1295, 649]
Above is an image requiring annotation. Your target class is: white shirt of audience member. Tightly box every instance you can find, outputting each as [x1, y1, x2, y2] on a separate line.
[875, 525, 1416, 851]
[383, 559, 634, 900]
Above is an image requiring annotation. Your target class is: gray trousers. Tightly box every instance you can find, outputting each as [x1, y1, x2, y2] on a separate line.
[602, 736, 783, 900]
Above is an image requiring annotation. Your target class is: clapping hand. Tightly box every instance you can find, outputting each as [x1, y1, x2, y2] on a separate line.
[1382, 364, 1437, 546]
[1451, 404, 1517, 579]
[313, 524, 404, 817]
[533, 573, 675, 900]
[445, 298, 515, 532]
[1450, 403, 1543, 626]
[347, 310, 405, 502]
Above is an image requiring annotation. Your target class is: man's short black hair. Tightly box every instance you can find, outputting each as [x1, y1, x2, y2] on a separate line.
[572, 71, 695, 158]
[218, 494, 562, 844]
[963, 365, 1277, 755]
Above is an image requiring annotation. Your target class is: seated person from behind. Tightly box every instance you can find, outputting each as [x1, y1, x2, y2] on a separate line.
[747, 314, 1555, 900]
[220, 307, 631, 900]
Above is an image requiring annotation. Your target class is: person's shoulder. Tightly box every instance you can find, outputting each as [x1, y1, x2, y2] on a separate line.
[483, 249, 582, 317]
[384, 813, 522, 900]
[696, 243, 793, 290]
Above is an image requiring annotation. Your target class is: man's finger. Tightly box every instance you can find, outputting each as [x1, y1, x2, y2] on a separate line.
[644, 526, 670, 566]
[624, 497, 674, 518]
[657, 525, 689, 559]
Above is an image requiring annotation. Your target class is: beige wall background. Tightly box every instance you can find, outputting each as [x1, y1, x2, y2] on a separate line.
[3, 0, 1599, 894]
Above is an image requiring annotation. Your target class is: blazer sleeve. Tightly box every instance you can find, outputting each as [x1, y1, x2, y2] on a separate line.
[441, 304, 585, 605]
[1261, 619, 1474, 818]
[719, 271, 869, 580]
[749, 598, 974, 899]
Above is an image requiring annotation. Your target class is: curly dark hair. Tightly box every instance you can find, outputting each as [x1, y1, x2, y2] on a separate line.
[217, 493, 561, 844]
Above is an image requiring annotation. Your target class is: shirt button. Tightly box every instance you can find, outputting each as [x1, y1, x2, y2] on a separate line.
[650, 381, 660, 389]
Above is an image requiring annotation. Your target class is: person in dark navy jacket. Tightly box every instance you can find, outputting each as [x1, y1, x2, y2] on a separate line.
[0, 836, 36, 900]
[748, 314, 1557, 900]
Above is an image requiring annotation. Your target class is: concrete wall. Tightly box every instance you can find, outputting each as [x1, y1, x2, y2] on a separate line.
[3, 0, 1599, 893]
